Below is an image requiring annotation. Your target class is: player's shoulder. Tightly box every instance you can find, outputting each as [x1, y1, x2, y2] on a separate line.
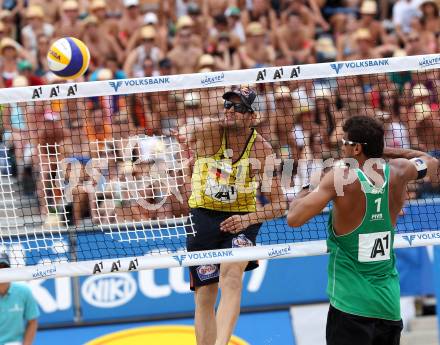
[10, 282, 33, 297]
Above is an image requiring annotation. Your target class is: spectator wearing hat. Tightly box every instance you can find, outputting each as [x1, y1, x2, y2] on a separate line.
[26, 0, 62, 24]
[55, 0, 83, 39]
[0, 38, 35, 87]
[0, 10, 16, 40]
[124, 26, 163, 77]
[242, 0, 277, 36]
[225, 6, 245, 43]
[119, 0, 144, 48]
[276, 11, 313, 65]
[0, 252, 40, 345]
[89, 0, 118, 37]
[270, 85, 298, 160]
[348, 28, 381, 60]
[239, 22, 275, 69]
[419, 0, 440, 32]
[186, 2, 209, 45]
[315, 36, 337, 63]
[168, 17, 203, 74]
[357, 1, 386, 46]
[82, 15, 124, 69]
[213, 31, 241, 70]
[125, 12, 168, 54]
[21, 5, 54, 59]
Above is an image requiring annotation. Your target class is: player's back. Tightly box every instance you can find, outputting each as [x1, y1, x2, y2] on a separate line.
[327, 162, 401, 320]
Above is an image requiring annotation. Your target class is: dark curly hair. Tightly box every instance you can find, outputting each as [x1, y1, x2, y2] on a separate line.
[342, 116, 384, 158]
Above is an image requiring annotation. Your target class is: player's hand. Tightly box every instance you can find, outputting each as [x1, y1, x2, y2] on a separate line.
[220, 215, 251, 234]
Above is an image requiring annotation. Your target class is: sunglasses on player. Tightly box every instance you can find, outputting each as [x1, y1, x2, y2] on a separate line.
[224, 100, 250, 114]
[342, 138, 368, 146]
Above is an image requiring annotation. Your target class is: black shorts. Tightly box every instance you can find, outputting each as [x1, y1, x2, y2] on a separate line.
[326, 305, 403, 345]
[187, 207, 261, 291]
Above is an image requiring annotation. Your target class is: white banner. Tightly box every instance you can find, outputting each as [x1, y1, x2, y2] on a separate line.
[0, 54, 439, 103]
[0, 230, 439, 282]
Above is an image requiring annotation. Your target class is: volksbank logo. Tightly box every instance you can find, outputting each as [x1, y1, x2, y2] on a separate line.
[172, 254, 187, 266]
[402, 235, 416, 246]
[172, 250, 234, 266]
[109, 77, 171, 92]
[330, 63, 344, 74]
[109, 81, 123, 92]
[402, 232, 440, 246]
[330, 59, 390, 74]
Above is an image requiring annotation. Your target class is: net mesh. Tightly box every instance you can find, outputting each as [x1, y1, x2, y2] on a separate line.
[0, 57, 439, 270]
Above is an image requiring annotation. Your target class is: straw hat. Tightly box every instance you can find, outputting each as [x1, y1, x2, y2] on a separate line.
[82, 15, 99, 26]
[360, 0, 377, 15]
[26, 5, 44, 18]
[0, 37, 17, 51]
[90, 0, 106, 11]
[176, 15, 194, 30]
[246, 22, 265, 36]
[412, 84, 430, 98]
[62, 0, 79, 11]
[140, 25, 156, 39]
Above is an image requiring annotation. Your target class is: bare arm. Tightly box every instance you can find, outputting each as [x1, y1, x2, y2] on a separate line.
[123, 49, 138, 78]
[22, 319, 38, 345]
[287, 169, 336, 227]
[384, 147, 439, 182]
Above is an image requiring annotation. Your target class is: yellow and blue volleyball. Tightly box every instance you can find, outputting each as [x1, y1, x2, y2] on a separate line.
[47, 37, 90, 79]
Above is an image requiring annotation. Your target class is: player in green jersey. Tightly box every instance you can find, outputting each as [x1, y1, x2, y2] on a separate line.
[287, 115, 438, 345]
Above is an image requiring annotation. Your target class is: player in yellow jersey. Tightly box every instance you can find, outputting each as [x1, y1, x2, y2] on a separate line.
[177, 87, 286, 345]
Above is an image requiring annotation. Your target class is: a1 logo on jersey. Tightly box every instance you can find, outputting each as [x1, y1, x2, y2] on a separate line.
[358, 231, 391, 262]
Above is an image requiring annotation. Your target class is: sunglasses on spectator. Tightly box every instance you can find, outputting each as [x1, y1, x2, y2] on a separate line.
[142, 38, 154, 43]
[408, 37, 419, 42]
[341, 138, 367, 146]
[224, 100, 249, 114]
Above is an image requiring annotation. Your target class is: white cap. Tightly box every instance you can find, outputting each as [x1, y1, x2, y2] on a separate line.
[144, 12, 158, 25]
[123, 0, 139, 7]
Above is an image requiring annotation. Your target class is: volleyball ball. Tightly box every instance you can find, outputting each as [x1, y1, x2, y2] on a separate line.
[47, 37, 90, 80]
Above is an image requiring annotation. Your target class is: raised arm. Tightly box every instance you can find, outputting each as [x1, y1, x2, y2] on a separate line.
[384, 147, 439, 182]
[287, 169, 336, 227]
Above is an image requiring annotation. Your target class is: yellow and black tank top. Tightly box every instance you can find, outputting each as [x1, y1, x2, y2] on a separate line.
[188, 128, 258, 212]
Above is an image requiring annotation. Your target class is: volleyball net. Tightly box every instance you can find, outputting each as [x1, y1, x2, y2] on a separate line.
[0, 54, 439, 282]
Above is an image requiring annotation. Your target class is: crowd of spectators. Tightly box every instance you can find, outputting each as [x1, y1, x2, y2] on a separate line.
[0, 0, 439, 226]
